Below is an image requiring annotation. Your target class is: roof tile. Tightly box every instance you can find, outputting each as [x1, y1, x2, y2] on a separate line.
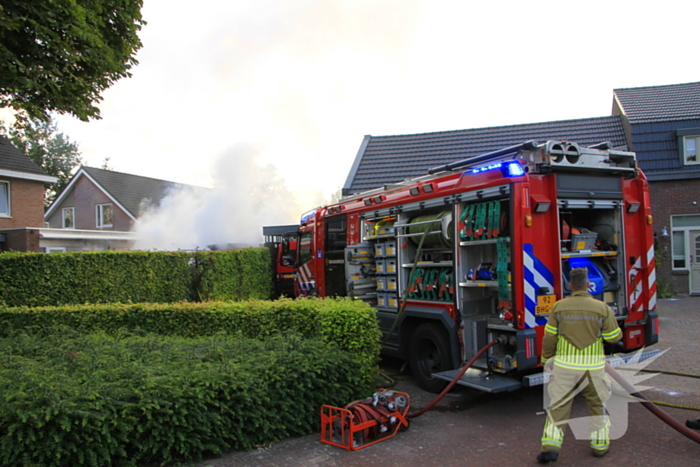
[346, 116, 626, 194]
[614, 82, 700, 123]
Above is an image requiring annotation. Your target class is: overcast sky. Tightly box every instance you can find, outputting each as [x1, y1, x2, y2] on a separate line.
[44, 0, 700, 247]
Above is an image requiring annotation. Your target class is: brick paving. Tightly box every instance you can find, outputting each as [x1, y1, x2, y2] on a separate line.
[195, 298, 700, 467]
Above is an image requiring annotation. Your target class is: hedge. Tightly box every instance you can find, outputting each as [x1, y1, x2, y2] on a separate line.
[0, 330, 367, 466]
[0, 298, 382, 385]
[0, 248, 273, 307]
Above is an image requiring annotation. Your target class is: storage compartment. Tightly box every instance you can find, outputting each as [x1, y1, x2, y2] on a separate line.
[374, 241, 397, 258]
[376, 258, 396, 275]
[563, 257, 619, 307]
[569, 229, 597, 251]
[375, 243, 386, 258]
[384, 241, 397, 257]
[377, 292, 398, 309]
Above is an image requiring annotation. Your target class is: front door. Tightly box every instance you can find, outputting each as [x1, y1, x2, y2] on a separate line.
[690, 230, 700, 294]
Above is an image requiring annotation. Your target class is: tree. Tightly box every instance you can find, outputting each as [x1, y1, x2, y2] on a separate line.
[0, 0, 145, 122]
[2, 117, 83, 205]
[100, 156, 114, 171]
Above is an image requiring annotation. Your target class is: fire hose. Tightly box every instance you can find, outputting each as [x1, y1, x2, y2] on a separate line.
[605, 363, 700, 444]
[324, 341, 700, 450]
[404, 342, 700, 444]
[407, 340, 499, 419]
[321, 342, 499, 451]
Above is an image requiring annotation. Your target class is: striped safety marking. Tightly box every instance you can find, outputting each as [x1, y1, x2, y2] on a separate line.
[628, 255, 642, 313]
[523, 243, 555, 329]
[296, 262, 316, 296]
[628, 244, 657, 313]
[647, 244, 657, 310]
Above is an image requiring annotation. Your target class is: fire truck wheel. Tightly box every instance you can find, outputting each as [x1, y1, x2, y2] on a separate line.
[409, 323, 451, 393]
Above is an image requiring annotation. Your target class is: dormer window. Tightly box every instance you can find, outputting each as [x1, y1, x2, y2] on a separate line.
[677, 129, 700, 166]
[684, 136, 700, 165]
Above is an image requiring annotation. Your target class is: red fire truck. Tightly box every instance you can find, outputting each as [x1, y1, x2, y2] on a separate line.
[265, 140, 659, 393]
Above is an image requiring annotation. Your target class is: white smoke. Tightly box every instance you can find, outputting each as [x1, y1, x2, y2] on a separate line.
[132, 144, 302, 251]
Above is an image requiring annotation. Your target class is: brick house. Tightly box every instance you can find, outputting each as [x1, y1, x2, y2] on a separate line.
[342, 81, 700, 295]
[0, 135, 57, 252]
[612, 82, 700, 295]
[42, 166, 202, 251]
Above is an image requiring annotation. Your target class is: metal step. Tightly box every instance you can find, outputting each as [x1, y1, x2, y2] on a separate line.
[432, 368, 522, 393]
[522, 348, 662, 387]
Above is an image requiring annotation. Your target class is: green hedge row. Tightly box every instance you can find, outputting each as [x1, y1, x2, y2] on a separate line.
[0, 298, 382, 385]
[0, 330, 366, 466]
[0, 249, 273, 307]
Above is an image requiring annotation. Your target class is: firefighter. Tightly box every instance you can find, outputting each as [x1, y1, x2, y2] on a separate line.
[537, 267, 622, 464]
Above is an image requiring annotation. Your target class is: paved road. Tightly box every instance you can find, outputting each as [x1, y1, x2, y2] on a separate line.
[195, 298, 700, 467]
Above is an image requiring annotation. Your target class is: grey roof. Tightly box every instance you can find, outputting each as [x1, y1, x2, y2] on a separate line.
[614, 81, 700, 124]
[0, 135, 49, 176]
[80, 166, 200, 218]
[344, 116, 627, 194]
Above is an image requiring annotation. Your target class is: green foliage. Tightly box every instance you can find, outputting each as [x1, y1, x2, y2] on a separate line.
[0, 0, 145, 121]
[0, 249, 274, 307]
[197, 248, 274, 301]
[0, 298, 382, 385]
[0, 330, 366, 466]
[0, 250, 195, 307]
[2, 117, 83, 205]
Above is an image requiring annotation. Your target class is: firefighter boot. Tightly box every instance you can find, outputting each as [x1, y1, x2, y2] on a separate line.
[536, 451, 559, 464]
[686, 419, 700, 430]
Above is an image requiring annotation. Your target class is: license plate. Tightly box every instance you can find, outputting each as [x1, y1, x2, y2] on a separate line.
[536, 295, 556, 315]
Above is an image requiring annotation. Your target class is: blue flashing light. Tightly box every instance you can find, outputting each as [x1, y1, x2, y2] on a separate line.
[468, 161, 525, 177]
[300, 209, 316, 224]
[471, 162, 504, 174]
[505, 161, 525, 177]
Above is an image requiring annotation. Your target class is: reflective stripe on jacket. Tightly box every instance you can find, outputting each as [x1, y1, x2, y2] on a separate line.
[541, 291, 622, 370]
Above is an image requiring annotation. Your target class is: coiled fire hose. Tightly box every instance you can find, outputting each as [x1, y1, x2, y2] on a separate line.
[344, 390, 410, 440]
[605, 363, 700, 444]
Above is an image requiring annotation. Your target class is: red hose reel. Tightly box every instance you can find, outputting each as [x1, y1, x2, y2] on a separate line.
[320, 389, 411, 450]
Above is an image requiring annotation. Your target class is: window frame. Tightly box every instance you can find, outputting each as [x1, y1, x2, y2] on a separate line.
[62, 207, 75, 229]
[0, 181, 10, 217]
[683, 135, 700, 165]
[96, 203, 113, 228]
[677, 128, 700, 166]
[670, 214, 700, 270]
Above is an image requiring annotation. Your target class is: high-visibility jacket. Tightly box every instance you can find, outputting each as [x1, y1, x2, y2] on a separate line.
[541, 291, 622, 371]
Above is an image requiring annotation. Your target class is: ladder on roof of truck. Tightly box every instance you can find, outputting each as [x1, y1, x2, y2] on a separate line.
[427, 140, 638, 177]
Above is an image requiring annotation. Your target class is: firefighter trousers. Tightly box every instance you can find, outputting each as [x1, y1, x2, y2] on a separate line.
[540, 368, 612, 454]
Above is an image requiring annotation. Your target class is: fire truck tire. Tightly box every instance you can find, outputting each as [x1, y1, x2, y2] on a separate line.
[409, 323, 451, 393]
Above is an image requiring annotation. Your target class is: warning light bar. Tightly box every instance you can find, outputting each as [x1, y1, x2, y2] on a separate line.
[468, 161, 525, 177]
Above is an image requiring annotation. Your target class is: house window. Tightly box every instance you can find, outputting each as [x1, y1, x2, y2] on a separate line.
[683, 136, 700, 165]
[0, 181, 10, 217]
[62, 207, 75, 229]
[672, 231, 686, 268]
[96, 203, 113, 228]
[671, 214, 700, 269]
